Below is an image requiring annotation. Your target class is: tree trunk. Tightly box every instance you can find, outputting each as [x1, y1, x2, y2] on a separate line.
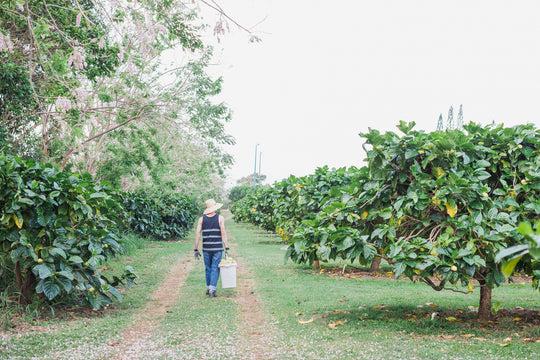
[478, 283, 492, 322]
[370, 256, 382, 273]
[15, 261, 35, 305]
[313, 260, 320, 268]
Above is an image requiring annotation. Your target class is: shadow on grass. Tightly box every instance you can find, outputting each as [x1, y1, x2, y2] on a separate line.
[311, 303, 540, 338]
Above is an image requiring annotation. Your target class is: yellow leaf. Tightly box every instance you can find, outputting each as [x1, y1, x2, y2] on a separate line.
[499, 343, 510, 347]
[435, 167, 446, 178]
[473, 337, 488, 341]
[468, 279, 474, 293]
[461, 334, 474, 338]
[13, 214, 22, 229]
[328, 320, 345, 328]
[298, 317, 314, 324]
[444, 202, 457, 218]
[361, 210, 368, 219]
[513, 317, 521, 321]
[373, 305, 382, 310]
[445, 316, 461, 322]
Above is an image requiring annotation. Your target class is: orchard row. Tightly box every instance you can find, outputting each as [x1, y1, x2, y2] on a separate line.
[0, 154, 199, 310]
[232, 121, 540, 320]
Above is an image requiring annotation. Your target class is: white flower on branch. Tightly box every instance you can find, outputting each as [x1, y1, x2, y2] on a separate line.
[68, 49, 87, 70]
[154, 24, 168, 34]
[73, 87, 88, 103]
[76, 13, 82, 27]
[55, 97, 72, 113]
[0, 33, 14, 53]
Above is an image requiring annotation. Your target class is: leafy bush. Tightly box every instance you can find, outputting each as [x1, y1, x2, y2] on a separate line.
[121, 192, 198, 240]
[228, 184, 261, 203]
[0, 154, 135, 310]
[234, 121, 540, 320]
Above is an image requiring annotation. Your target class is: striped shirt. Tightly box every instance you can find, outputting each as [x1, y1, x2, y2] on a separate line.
[202, 214, 223, 251]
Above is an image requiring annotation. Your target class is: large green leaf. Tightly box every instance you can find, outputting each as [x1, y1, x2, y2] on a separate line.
[42, 279, 62, 300]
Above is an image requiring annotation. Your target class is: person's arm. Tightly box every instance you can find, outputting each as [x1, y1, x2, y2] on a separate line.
[194, 217, 203, 250]
[219, 215, 229, 250]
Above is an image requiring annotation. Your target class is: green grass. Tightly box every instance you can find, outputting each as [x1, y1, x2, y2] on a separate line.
[0, 238, 194, 360]
[232, 222, 540, 360]
[1, 219, 539, 359]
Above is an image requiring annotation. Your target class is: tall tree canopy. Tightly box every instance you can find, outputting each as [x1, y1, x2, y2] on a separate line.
[0, 0, 234, 197]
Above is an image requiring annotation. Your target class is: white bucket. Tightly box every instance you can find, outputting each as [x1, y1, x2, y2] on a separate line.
[219, 261, 237, 288]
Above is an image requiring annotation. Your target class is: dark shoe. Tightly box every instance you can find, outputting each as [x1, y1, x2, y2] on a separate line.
[209, 290, 217, 297]
[206, 289, 209, 296]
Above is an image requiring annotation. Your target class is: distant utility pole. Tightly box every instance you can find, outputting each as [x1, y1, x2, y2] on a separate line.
[253, 144, 258, 186]
[253, 144, 261, 186]
[258, 150, 262, 185]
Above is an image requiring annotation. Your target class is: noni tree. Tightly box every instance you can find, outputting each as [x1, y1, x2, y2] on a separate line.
[0, 154, 135, 309]
[288, 121, 540, 321]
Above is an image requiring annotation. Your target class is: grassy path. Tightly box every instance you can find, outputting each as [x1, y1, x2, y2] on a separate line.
[1, 212, 539, 359]
[110, 255, 194, 359]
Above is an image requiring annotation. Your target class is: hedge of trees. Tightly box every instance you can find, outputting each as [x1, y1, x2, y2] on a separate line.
[232, 121, 540, 321]
[0, 154, 198, 310]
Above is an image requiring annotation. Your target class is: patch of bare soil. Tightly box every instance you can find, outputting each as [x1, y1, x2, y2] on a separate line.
[108, 256, 194, 359]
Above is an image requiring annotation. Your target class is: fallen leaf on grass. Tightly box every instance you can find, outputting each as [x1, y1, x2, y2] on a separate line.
[425, 302, 437, 307]
[461, 334, 474, 338]
[337, 299, 349, 302]
[445, 316, 461, 322]
[499, 343, 510, 347]
[332, 309, 350, 314]
[439, 335, 455, 339]
[295, 312, 304, 316]
[473, 337, 488, 341]
[513, 317, 522, 321]
[298, 317, 314, 324]
[328, 320, 346, 329]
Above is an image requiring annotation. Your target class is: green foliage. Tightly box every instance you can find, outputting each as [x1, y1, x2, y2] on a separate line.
[228, 185, 261, 203]
[121, 192, 198, 240]
[231, 166, 363, 237]
[496, 221, 540, 288]
[234, 121, 540, 319]
[0, 153, 134, 309]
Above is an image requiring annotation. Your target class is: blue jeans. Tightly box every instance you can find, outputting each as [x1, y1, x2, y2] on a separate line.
[203, 251, 222, 291]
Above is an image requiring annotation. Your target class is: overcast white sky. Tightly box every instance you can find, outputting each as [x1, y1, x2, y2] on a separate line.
[199, 0, 540, 186]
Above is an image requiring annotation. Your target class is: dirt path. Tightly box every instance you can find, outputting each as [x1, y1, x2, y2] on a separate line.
[231, 247, 278, 359]
[109, 255, 194, 359]
[106, 215, 276, 359]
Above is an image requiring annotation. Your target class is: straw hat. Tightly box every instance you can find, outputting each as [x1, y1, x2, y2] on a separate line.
[203, 199, 223, 214]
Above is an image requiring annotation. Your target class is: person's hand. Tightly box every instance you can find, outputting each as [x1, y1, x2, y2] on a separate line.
[194, 249, 200, 260]
[225, 248, 230, 257]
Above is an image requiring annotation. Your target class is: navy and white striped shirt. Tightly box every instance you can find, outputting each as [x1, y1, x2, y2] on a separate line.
[202, 214, 223, 251]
